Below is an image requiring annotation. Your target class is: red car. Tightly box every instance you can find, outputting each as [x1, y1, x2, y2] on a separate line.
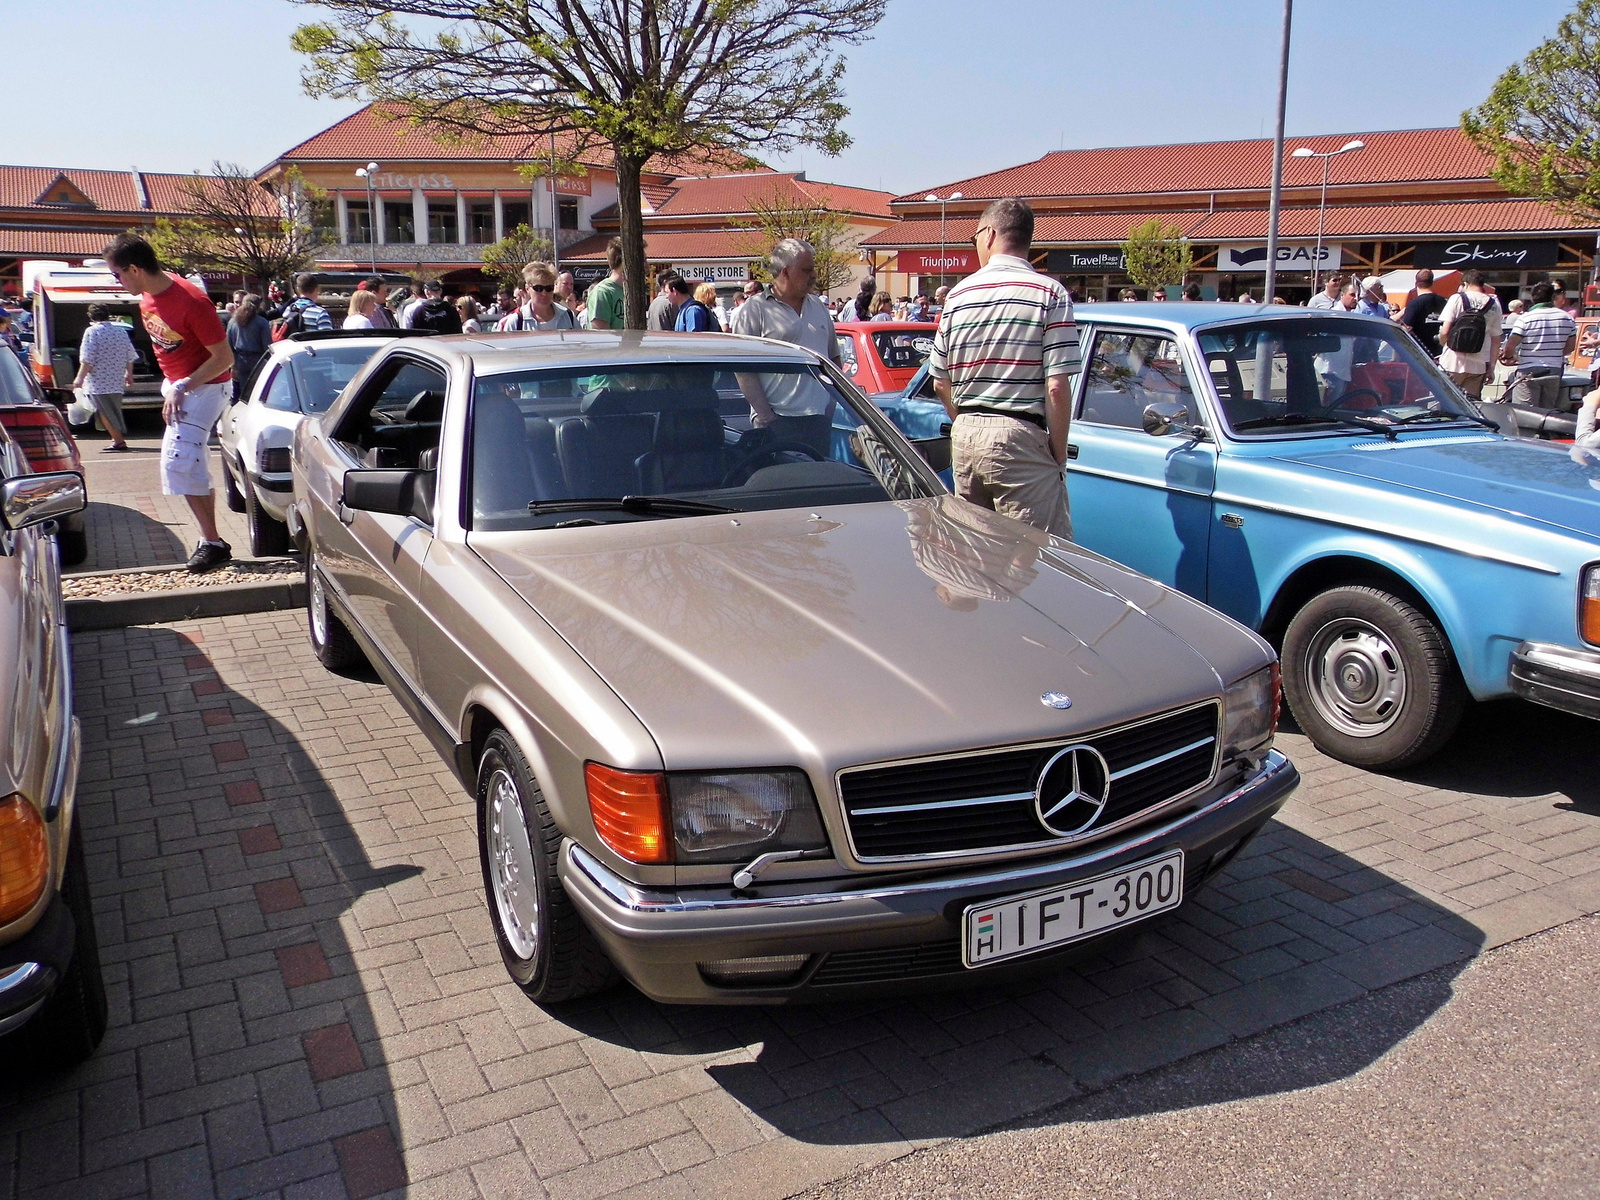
[0, 350, 87, 564]
[835, 321, 937, 395]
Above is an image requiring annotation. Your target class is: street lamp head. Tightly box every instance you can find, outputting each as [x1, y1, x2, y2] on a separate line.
[950, 192, 963, 200]
[1291, 147, 1316, 158]
[367, 162, 379, 172]
[925, 193, 939, 202]
[355, 168, 367, 178]
[1340, 140, 1365, 153]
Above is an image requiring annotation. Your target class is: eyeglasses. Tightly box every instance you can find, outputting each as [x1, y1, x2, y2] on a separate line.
[970, 226, 992, 247]
[530, 284, 554, 293]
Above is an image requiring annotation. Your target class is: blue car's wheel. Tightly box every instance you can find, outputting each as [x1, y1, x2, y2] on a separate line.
[1282, 585, 1465, 771]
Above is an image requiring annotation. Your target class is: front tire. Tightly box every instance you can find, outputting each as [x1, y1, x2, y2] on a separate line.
[223, 458, 247, 513]
[477, 730, 616, 1004]
[305, 551, 365, 672]
[56, 528, 88, 567]
[244, 482, 290, 557]
[1282, 585, 1465, 770]
[2, 818, 108, 1071]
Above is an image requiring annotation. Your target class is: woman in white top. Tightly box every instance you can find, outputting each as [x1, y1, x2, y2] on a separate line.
[496, 262, 577, 331]
[457, 296, 484, 333]
[342, 289, 379, 329]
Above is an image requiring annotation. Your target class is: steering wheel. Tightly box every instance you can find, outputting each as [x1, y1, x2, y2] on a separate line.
[720, 440, 828, 488]
[1327, 387, 1385, 412]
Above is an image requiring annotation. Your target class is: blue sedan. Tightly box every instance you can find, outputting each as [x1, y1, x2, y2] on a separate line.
[891, 304, 1600, 771]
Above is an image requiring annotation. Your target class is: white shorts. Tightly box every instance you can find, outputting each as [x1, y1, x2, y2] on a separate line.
[160, 380, 230, 496]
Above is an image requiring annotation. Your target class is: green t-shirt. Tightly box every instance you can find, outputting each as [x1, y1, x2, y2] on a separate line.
[586, 275, 624, 329]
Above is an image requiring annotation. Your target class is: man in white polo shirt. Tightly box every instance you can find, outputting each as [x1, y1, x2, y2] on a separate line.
[1501, 280, 1577, 409]
[730, 238, 842, 455]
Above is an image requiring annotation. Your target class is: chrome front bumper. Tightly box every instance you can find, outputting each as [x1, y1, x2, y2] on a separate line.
[559, 750, 1299, 1004]
[1510, 641, 1600, 721]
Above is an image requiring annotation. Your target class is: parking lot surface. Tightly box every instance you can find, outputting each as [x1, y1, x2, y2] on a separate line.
[1, 609, 1597, 1200]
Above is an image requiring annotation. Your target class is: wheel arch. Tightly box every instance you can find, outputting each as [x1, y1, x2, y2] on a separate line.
[1260, 553, 1454, 657]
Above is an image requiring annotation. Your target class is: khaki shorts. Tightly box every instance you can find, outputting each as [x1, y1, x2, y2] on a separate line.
[951, 412, 1071, 538]
[1510, 369, 1562, 409]
[159, 380, 229, 496]
[1444, 370, 1486, 400]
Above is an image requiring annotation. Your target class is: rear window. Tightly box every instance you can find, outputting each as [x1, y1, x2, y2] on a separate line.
[871, 330, 933, 371]
[288, 344, 384, 414]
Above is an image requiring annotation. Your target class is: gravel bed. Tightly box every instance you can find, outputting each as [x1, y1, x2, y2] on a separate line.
[64, 559, 301, 598]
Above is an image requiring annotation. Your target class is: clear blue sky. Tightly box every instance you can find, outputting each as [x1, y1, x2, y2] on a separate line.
[4, 0, 1577, 195]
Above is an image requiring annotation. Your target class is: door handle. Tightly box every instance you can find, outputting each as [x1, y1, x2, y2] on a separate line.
[337, 502, 356, 526]
[1066, 443, 1079, 460]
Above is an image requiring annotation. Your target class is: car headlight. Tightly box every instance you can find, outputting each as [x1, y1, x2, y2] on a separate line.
[669, 771, 826, 862]
[1582, 564, 1600, 647]
[1221, 663, 1280, 760]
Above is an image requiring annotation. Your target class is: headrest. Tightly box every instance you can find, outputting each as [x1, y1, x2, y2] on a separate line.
[405, 389, 445, 422]
[579, 386, 719, 416]
[653, 407, 725, 452]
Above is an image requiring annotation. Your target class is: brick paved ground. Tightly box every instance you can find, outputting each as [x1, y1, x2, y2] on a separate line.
[1, 610, 1596, 1200]
[71, 416, 259, 574]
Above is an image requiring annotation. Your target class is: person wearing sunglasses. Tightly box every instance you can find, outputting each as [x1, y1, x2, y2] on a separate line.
[927, 197, 1078, 537]
[496, 262, 577, 331]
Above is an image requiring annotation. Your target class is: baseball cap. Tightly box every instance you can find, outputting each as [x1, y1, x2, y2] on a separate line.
[1361, 276, 1383, 293]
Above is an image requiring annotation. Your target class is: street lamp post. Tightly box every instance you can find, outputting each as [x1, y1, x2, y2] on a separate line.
[925, 191, 963, 292]
[1263, 0, 1292, 305]
[353, 161, 380, 275]
[1290, 141, 1364, 293]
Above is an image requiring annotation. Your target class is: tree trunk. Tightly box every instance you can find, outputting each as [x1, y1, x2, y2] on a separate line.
[614, 151, 649, 330]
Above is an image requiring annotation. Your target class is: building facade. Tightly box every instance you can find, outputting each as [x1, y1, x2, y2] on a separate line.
[862, 128, 1597, 305]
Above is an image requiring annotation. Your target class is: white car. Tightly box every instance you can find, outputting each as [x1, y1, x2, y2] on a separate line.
[221, 330, 429, 554]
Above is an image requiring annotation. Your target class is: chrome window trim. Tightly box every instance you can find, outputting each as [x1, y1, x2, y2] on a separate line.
[833, 699, 1224, 865]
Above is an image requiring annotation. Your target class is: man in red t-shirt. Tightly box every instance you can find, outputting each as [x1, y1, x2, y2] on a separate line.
[104, 234, 236, 571]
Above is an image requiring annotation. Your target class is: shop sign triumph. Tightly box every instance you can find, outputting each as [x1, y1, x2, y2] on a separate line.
[1216, 243, 1342, 272]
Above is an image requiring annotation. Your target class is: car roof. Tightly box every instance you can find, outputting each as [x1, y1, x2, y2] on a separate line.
[1073, 301, 1397, 335]
[269, 334, 402, 360]
[396, 329, 823, 374]
[836, 321, 938, 331]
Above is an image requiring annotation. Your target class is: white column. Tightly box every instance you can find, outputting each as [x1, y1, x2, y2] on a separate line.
[456, 193, 468, 246]
[336, 194, 349, 244]
[493, 192, 504, 242]
[413, 188, 428, 245]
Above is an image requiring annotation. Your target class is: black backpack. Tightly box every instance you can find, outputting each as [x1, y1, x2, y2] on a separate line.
[1446, 294, 1496, 354]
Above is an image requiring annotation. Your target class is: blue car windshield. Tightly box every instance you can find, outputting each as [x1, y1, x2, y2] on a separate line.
[468, 362, 939, 530]
[1197, 318, 1476, 436]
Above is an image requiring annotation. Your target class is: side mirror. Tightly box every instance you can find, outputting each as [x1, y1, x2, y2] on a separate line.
[342, 469, 434, 525]
[1142, 401, 1191, 437]
[1, 471, 86, 531]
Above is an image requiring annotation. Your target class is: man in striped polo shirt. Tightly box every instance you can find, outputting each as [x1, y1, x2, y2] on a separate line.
[1500, 280, 1577, 409]
[929, 197, 1080, 536]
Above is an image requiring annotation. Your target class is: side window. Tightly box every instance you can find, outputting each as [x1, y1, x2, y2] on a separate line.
[1078, 332, 1195, 430]
[332, 356, 449, 477]
[261, 366, 297, 412]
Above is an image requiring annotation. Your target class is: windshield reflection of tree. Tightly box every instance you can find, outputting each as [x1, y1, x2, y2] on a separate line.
[901, 498, 1048, 610]
[523, 524, 859, 703]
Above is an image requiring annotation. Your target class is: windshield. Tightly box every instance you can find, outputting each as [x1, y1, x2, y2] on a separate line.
[871, 329, 934, 371]
[469, 362, 941, 530]
[289, 345, 382, 414]
[1197, 318, 1478, 437]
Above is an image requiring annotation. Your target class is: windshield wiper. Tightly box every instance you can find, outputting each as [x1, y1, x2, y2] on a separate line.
[1392, 409, 1497, 430]
[1231, 411, 1398, 440]
[527, 495, 737, 517]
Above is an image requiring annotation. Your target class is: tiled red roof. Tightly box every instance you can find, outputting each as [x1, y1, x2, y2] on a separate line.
[273, 104, 751, 178]
[0, 228, 126, 257]
[894, 128, 1498, 204]
[562, 229, 768, 261]
[0, 166, 228, 216]
[650, 172, 894, 218]
[862, 200, 1590, 249]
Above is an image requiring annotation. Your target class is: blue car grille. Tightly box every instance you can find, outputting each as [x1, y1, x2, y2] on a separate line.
[837, 702, 1220, 861]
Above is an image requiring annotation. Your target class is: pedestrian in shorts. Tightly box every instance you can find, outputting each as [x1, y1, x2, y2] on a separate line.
[71, 303, 138, 451]
[103, 233, 236, 571]
[1501, 281, 1576, 409]
[929, 197, 1079, 537]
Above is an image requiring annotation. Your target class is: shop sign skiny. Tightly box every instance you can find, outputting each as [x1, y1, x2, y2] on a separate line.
[1413, 240, 1560, 270]
[1215, 243, 1342, 272]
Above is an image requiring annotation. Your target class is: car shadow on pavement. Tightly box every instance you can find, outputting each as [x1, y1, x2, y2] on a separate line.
[559, 823, 1483, 1147]
[0, 624, 422, 1199]
[75, 501, 190, 573]
[1396, 698, 1600, 811]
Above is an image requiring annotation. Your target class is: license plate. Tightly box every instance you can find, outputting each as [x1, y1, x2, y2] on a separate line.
[963, 850, 1184, 968]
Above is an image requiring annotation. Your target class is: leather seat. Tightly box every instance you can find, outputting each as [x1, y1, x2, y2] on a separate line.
[472, 397, 551, 517]
[636, 407, 727, 492]
[555, 387, 721, 496]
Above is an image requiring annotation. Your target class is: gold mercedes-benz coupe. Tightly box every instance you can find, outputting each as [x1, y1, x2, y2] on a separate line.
[289, 330, 1297, 1005]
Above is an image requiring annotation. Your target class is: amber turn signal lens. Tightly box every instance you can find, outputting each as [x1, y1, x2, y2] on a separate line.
[585, 764, 671, 863]
[1582, 567, 1600, 646]
[0, 794, 49, 926]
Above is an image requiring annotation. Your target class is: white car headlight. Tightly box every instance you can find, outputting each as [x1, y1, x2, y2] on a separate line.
[668, 771, 827, 862]
[1222, 663, 1280, 759]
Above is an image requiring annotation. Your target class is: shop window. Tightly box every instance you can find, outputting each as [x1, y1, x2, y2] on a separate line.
[309, 200, 337, 246]
[382, 199, 415, 244]
[502, 200, 531, 232]
[427, 201, 459, 244]
[559, 196, 579, 230]
[467, 200, 496, 244]
[345, 199, 373, 244]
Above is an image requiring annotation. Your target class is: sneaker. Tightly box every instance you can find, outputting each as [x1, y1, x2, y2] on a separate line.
[186, 540, 232, 573]
[102, 444, 129, 453]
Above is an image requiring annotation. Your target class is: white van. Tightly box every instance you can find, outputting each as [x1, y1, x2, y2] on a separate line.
[22, 261, 162, 408]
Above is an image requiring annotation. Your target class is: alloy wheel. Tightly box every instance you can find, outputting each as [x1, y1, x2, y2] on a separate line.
[309, 566, 329, 647]
[485, 767, 541, 961]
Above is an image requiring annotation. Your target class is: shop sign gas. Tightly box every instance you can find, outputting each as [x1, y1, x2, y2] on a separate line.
[902, 249, 977, 274]
[1413, 240, 1559, 270]
[1216, 243, 1342, 272]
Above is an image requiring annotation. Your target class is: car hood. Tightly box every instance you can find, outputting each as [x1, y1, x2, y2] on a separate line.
[470, 497, 1243, 772]
[1272, 433, 1600, 539]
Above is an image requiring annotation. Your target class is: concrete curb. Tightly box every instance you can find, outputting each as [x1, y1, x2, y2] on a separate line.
[66, 579, 307, 631]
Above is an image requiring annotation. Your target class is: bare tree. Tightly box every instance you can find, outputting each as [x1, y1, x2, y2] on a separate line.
[290, 0, 888, 327]
[732, 187, 860, 294]
[148, 162, 324, 292]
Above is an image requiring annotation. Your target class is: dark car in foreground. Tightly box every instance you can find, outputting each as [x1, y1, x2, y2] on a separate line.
[289, 329, 1296, 1006]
